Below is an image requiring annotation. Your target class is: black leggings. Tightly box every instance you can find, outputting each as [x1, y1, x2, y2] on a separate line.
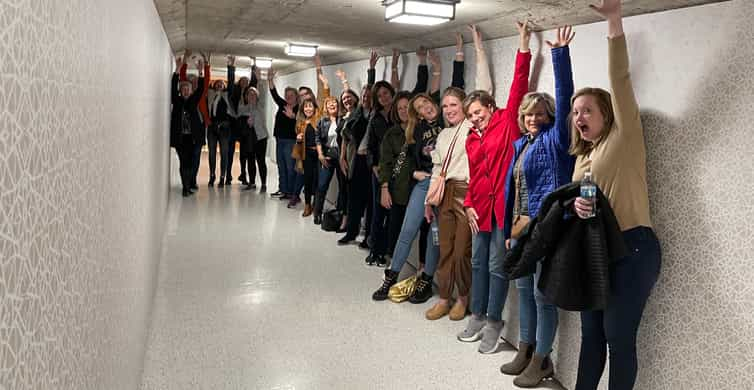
[303, 149, 319, 205]
[176, 135, 196, 191]
[248, 137, 268, 186]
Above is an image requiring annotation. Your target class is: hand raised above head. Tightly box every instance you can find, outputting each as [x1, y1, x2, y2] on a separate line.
[416, 46, 428, 59]
[468, 25, 483, 50]
[335, 68, 347, 82]
[175, 56, 183, 69]
[590, 0, 622, 19]
[428, 50, 441, 68]
[369, 49, 379, 68]
[313, 51, 322, 68]
[391, 48, 400, 68]
[455, 32, 464, 51]
[227, 55, 235, 66]
[516, 20, 531, 39]
[546, 25, 576, 48]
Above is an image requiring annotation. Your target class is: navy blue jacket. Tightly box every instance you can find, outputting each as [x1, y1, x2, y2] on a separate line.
[504, 46, 575, 239]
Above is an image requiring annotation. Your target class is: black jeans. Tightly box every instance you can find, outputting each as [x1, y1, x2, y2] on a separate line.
[227, 131, 248, 181]
[345, 155, 371, 239]
[370, 174, 390, 256]
[248, 137, 268, 187]
[176, 135, 196, 191]
[314, 155, 347, 217]
[207, 122, 231, 179]
[575, 227, 661, 390]
[303, 149, 319, 205]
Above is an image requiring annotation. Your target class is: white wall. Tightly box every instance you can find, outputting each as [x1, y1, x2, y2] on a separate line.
[0, 1, 173, 389]
[269, 1, 754, 388]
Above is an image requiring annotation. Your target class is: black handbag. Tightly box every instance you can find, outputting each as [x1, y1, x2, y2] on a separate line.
[321, 209, 343, 232]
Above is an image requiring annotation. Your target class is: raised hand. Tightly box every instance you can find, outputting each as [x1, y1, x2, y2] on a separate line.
[590, 0, 622, 19]
[369, 49, 379, 69]
[416, 46, 428, 64]
[254, 66, 262, 81]
[516, 20, 532, 51]
[391, 48, 400, 69]
[546, 25, 575, 48]
[175, 56, 183, 69]
[197, 59, 205, 75]
[199, 52, 208, 63]
[455, 32, 464, 51]
[183, 48, 192, 61]
[314, 51, 322, 69]
[268, 67, 277, 81]
[318, 72, 329, 87]
[227, 55, 235, 66]
[428, 50, 441, 69]
[468, 25, 483, 51]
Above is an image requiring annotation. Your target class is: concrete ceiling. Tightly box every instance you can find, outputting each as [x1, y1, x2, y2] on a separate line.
[155, 0, 726, 73]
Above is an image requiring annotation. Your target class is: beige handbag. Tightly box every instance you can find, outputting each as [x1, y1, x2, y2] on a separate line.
[425, 124, 463, 207]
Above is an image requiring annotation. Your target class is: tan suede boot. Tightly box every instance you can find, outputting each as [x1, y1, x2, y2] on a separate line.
[500, 342, 534, 375]
[513, 353, 553, 388]
[448, 299, 467, 321]
[425, 302, 451, 320]
[302, 204, 313, 217]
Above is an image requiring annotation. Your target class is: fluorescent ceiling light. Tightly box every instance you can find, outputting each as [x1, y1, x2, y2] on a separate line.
[384, 0, 458, 25]
[284, 43, 317, 57]
[255, 58, 273, 69]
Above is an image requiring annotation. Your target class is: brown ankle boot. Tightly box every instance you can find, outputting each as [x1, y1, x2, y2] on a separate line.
[448, 299, 468, 321]
[302, 204, 313, 217]
[500, 342, 534, 375]
[513, 353, 553, 388]
[425, 302, 451, 320]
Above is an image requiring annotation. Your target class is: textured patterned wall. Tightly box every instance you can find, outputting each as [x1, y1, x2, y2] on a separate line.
[276, 1, 754, 388]
[0, 1, 172, 389]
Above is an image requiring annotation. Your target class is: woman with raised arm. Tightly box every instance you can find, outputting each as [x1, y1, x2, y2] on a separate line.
[498, 26, 576, 386]
[236, 69, 270, 193]
[371, 43, 465, 303]
[571, 2, 661, 389]
[313, 93, 344, 225]
[456, 22, 531, 354]
[208, 56, 236, 187]
[170, 53, 206, 197]
[268, 67, 300, 201]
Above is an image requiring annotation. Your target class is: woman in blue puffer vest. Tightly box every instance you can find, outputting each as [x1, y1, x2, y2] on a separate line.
[500, 26, 577, 387]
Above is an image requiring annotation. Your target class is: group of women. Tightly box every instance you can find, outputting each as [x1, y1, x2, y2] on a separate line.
[170, 53, 270, 197]
[171, 0, 661, 388]
[276, 1, 659, 388]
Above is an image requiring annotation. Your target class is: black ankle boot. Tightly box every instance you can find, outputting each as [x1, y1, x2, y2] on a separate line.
[182, 188, 191, 197]
[372, 269, 399, 301]
[408, 272, 434, 304]
[313, 214, 322, 225]
[208, 175, 215, 187]
[374, 255, 387, 268]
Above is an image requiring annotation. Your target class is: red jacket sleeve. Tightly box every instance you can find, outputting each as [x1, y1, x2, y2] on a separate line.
[502, 51, 532, 126]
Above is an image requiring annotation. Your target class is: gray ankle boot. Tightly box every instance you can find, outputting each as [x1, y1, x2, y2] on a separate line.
[500, 342, 534, 375]
[513, 353, 553, 388]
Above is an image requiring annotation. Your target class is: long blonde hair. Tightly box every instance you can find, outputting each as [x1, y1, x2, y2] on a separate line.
[406, 93, 438, 145]
[569, 88, 615, 156]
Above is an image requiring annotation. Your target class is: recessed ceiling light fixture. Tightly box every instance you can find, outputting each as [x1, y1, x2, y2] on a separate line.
[255, 57, 273, 69]
[383, 0, 459, 26]
[284, 43, 318, 57]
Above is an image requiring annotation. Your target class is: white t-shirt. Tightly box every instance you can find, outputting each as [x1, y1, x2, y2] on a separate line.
[327, 120, 338, 148]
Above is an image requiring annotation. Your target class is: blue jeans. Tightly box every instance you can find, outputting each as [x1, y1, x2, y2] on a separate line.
[575, 227, 661, 390]
[275, 138, 296, 194]
[514, 238, 558, 355]
[389, 178, 439, 274]
[470, 214, 509, 322]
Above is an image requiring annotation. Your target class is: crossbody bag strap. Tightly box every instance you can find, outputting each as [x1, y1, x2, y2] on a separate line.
[440, 123, 464, 176]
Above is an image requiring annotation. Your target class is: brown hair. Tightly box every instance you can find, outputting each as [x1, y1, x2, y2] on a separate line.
[569, 87, 615, 156]
[406, 93, 438, 145]
[463, 90, 497, 117]
[517, 92, 556, 134]
[389, 91, 413, 125]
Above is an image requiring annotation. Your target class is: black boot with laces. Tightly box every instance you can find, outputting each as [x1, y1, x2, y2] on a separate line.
[408, 272, 434, 304]
[372, 269, 399, 301]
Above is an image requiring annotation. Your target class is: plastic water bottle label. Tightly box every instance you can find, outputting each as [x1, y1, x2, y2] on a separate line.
[431, 224, 440, 246]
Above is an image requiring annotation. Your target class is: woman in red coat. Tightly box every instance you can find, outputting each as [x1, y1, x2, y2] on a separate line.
[455, 22, 532, 354]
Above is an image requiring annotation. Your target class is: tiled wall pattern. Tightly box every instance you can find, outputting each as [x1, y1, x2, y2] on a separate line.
[274, 1, 754, 388]
[0, 1, 172, 389]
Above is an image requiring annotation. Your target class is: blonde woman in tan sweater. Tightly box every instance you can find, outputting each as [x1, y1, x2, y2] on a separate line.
[570, 1, 661, 389]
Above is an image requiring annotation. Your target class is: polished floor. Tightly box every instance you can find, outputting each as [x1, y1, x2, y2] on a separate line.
[140, 153, 565, 390]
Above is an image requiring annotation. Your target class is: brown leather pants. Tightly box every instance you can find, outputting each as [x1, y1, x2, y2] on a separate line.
[435, 180, 472, 299]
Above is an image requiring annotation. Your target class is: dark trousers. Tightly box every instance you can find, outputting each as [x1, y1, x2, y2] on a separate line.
[418, 220, 429, 266]
[303, 149, 319, 205]
[175, 135, 196, 191]
[227, 133, 248, 181]
[191, 142, 202, 187]
[207, 123, 230, 179]
[388, 203, 406, 258]
[248, 137, 268, 186]
[370, 174, 390, 256]
[314, 156, 347, 217]
[575, 227, 662, 390]
[345, 155, 371, 239]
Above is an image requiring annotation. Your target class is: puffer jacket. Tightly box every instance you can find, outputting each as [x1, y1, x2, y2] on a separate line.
[503, 46, 575, 239]
[503, 182, 627, 311]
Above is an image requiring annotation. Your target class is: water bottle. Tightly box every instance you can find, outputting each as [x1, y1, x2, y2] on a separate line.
[431, 223, 440, 246]
[580, 171, 597, 218]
